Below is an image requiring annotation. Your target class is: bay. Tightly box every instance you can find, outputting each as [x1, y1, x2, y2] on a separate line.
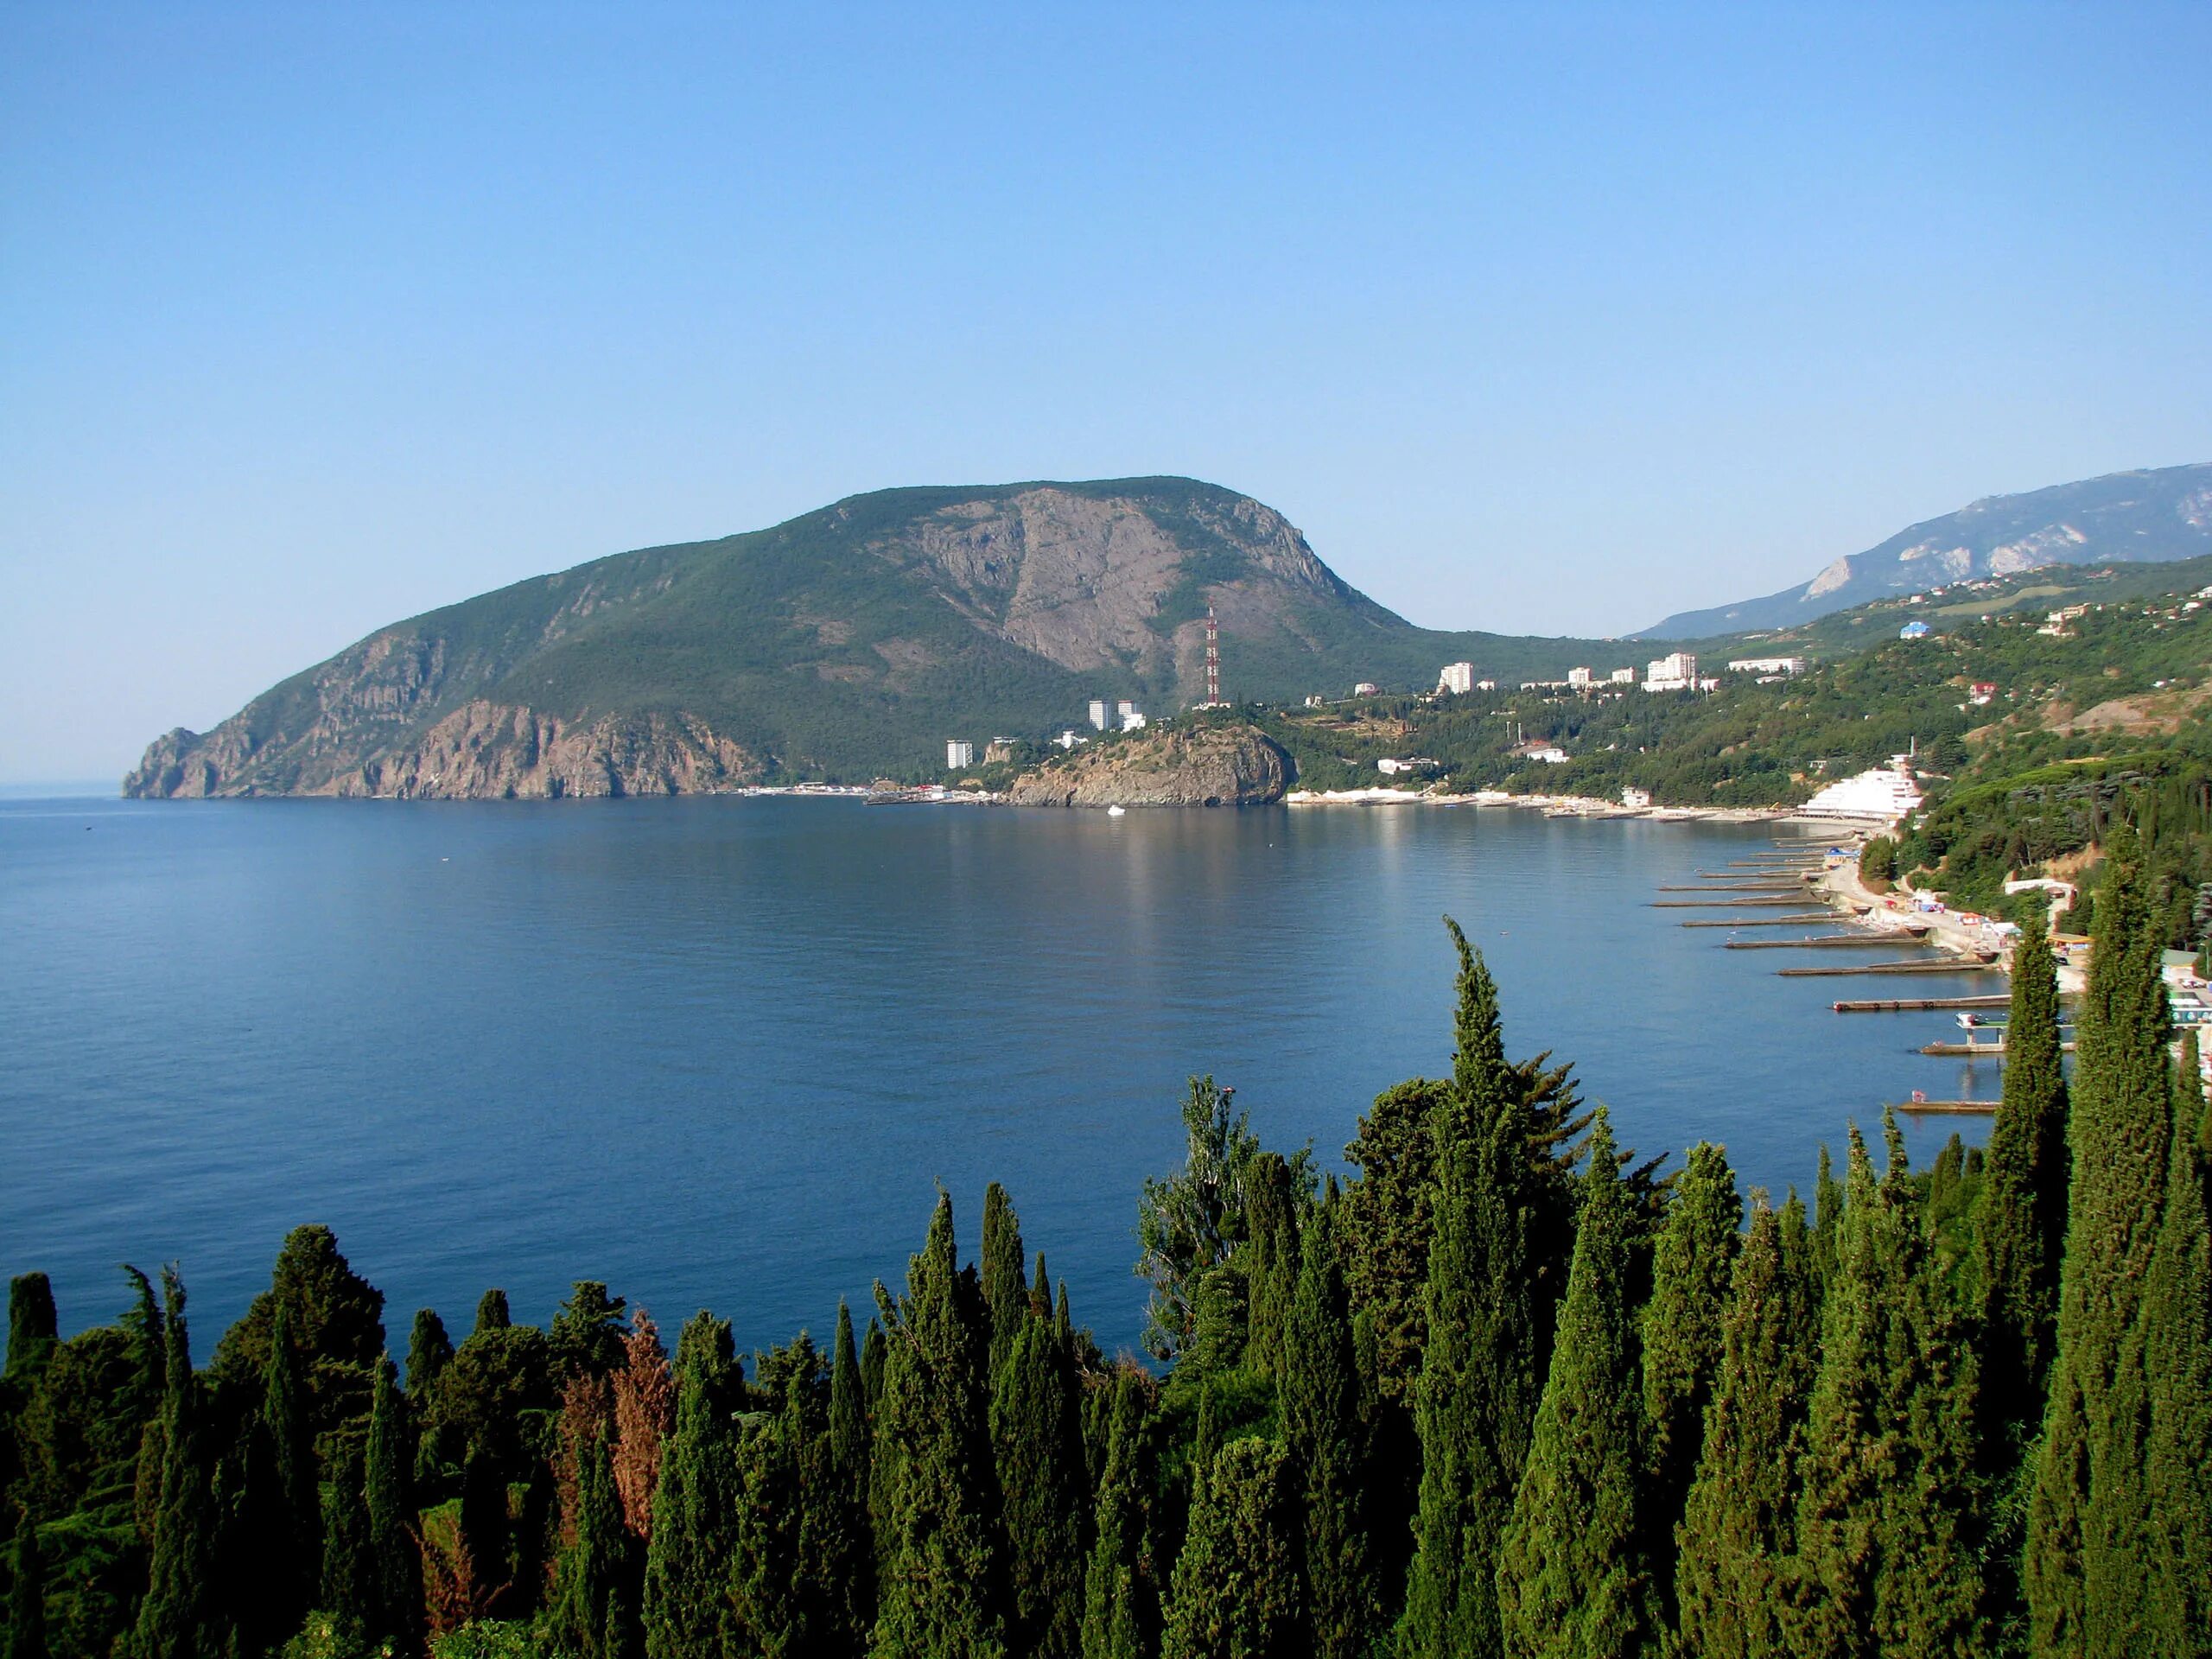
[0, 796, 1995, 1357]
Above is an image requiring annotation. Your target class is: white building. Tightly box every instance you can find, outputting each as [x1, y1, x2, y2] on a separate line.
[1519, 744, 1570, 765]
[1478, 678, 1498, 692]
[1054, 729, 1083, 751]
[1644, 652, 1699, 692]
[1567, 665, 1592, 687]
[1726, 656, 1807, 676]
[1087, 698, 1109, 731]
[1611, 667, 1636, 683]
[1796, 757, 1924, 823]
[946, 741, 975, 769]
[1621, 786, 1652, 809]
[1439, 661, 1478, 695]
[1121, 709, 1148, 733]
[1353, 681, 1381, 697]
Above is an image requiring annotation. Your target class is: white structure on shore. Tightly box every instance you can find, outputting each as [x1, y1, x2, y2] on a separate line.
[1621, 786, 1652, 809]
[946, 740, 975, 769]
[1644, 652, 1699, 692]
[1439, 661, 1477, 695]
[1797, 756, 1924, 823]
[1727, 655, 1807, 676]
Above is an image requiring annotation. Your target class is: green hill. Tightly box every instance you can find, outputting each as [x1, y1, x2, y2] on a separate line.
[124, 478, 1655, 796]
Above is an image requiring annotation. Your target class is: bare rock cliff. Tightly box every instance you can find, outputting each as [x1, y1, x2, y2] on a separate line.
[1006, 723, 1291, 807]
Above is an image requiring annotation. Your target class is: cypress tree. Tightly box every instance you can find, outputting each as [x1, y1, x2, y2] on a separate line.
[1081, 1372, 1155, 1659]
[1790, 1124, 1986, 1658]
[1640, 1138, 1741, 1608]
[1241, 1154, 1303, 1379]
[1811, 1144, 1841, 1294]
[1495, 1108, 1657, 1659]
[869, 1192, 1007, 1659]
[2139, 1030, 2212, 1653]
[5, 1274, 56, 1382]
[862, 1318, 887, 1411]
[365, 1354, 423, 1655]
[2028, 826, 2174, 1656]
[132, 1267, 223, 1659]
[993, 1319, 1086, 1659]
[8, 1510, 46, 1659]
[321, 1436, 373, 1626]
[831, 1300, 872, 1504]
[262, 1299, 324, 1629]
[406, 1307, 457, 1489]
[554, 1420, 639, 1659]
[1278, 1213, 1375, 1659]
[1161, 1438, 1300, 1659]
[1674, 1192, 1819, 1659]
[1402, 921, 1545, 1659]
[729, 1407, 804, 1655]
[1976, 906, 2071, 1442]
[473, 1289, 511, 1336]
[982, 1183, 1029, 1372]
[790, 1332, 874, 1659]
[643, 1313, 741, 1659]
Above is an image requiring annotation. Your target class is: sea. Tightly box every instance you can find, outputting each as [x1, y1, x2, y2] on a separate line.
[1, 795, 2001, 1359]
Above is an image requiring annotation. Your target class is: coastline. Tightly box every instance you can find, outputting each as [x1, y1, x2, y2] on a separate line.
[1281, 785, 1787, 823]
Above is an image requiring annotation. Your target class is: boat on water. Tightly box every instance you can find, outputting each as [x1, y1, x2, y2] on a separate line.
[1106, 804, 1127, 817]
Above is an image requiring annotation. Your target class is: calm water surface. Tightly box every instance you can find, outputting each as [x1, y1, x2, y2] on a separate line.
[2, 797, 1997, 1356]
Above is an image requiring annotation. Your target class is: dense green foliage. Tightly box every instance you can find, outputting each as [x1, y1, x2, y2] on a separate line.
[8, 909, 2211, 1657]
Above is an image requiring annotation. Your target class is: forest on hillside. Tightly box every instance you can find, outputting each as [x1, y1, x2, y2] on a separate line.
[4, 829, 2209, 1659]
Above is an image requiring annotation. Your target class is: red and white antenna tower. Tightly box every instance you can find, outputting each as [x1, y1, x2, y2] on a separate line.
[1205, 604, 1221, 705]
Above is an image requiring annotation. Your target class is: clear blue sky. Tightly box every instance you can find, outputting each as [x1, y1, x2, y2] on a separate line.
[3, 3, 2208, 783]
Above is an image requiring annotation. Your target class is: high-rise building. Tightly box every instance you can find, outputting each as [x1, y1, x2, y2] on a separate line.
[1438, 662, 1477, 695]
[1567, 665, 1593, 687]
[1087, 698, 1109, 730]
[946, 740, 975, 769]
[1643, 652, 1699, 692]
[1611, 667, 1636, 683]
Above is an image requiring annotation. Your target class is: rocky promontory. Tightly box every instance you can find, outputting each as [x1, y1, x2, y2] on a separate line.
[1006, 722, 1292, 807]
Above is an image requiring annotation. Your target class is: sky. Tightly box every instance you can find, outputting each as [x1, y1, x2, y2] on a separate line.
[3, 3, 2209, 783]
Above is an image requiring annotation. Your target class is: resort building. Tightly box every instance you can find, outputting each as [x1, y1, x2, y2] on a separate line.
[1621, 786, 1652, 809]
[1796, 756, 1925, 823]
[1644, 652, 1699, 692]
[946, 741, 975, 769]
[1353, 681, 1381, 697]
[1439, 661, 1477, 695]
[1611, 667, 1636, 683]
[1898, 620, 1931, 640]
[1567, 665, 1593, 687]
[1087, 698, 1109, 730]
[1726, 655, 1807, 676]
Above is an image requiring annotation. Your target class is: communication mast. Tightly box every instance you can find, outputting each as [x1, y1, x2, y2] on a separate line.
[1205, 605, 1221, 705]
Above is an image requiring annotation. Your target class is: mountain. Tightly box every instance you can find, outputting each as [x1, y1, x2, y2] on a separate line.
[1641, 462, 2212, 639]
[126, 477, 1643, 798]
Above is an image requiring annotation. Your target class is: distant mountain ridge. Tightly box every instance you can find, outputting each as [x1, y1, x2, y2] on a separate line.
[126, 477, 1634, 797]
[1642, 462, 2212, 639]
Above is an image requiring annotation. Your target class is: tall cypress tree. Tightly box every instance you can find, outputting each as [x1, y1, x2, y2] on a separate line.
[831, 1300, 873, 1507]
[473, 1289, 511, 1336]
[1976, 906, 2071, 1443]
[1495, 1108, 1657, 1659]
[1161, 1439, 1301, 1659]
[261, 1299, 324, 1630]
[1811, 1144, 1842, 1295]
[365, 1355, 423, 1656]
[1640, 1137, 1740, 1614]
[1279, 1212, 1374, 1659]
[1790, 1123, 1986, 1657]
[982, 1183, 1029, 1374]
[992, 1318, 1087, 1659]
[1402, 921, 1546, 1659]
[8, 1510, 46, 1659]
[406, 1307, 457, 1490]
[644, 1313, 741, 1659]
[2139, 1030, 2212, 1654]
[554, 1420, 639, 1659]
[1081, 1372, 1155, 1659]
[132, 1267, 223, 1659]
[5, 1274, 56, 1383]
[869, 1192, 1007, 1659]
[2028, 826, 2174, 1656]
[1674, 1192, 1819, 1659]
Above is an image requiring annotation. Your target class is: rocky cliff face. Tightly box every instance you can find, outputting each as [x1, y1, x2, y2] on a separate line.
[124, 702, 756, 799]
[1006, 723, 1292, 807]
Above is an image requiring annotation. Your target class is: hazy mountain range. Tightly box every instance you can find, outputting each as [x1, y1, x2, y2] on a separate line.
[1644, 462, 2212, 638]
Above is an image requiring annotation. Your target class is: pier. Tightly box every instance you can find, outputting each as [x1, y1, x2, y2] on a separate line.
[1893, 1100, 1998, 1116]
[1917, 1039, 2077, 1057]
[1651, 895, 1828, 908]
[1725, 935, 1899, 950]
[1833, 994, 2015, 1012]
[1681, 913, 1838, 927]
[1777, 959, 1998, 977]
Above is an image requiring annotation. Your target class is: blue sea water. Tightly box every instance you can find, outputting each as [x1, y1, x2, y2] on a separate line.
[1, 796, 1997, 1358]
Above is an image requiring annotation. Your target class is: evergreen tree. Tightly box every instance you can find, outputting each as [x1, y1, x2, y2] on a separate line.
[861, 1319, 887, 1413]
[831, 1300, 872, 1504]
[132, 1268, 222, 1659]
[474, 1289, 511, 1336]
[1789, 1124, 1986, 1658]
[1241, 1154, 1304, 1380]
[552, 1282, 630, 1381]
[1278, 1213, 1374, 1659]
[365, 1355, 423, 1656]
[554, 1420, 639, 1659]
[262, 1298, 325, 1630]
[728, 1408, 804, 1656]
[1161, 1438, 1300, 1659]
[321, 1436, 373, 1626]
[1674, 1192, 1819, 1659]
[993, 1319, 1086, 1659]
[1976, 907, 2071, 1442]
[1081, 1372, 1155, 1659]
[643, 1313, 741, 1659]
[1639, 1138, 1740, 1611]
[1402, 921, 1546, 1659]
[5, 1275, 56, 1383]
[8, 1510, 46, 1659]
[982, 1183, 1029, 1373]
[1811, 1144, 1841, 1294]
[796, 1330, 875, 1659]
[2139, 1030, 2212, 1654]
[869, 1193, 1007, 1659]
[1496, 1109, 1657, 1659]
[406, 1307, 459, 1490]
[2029, 827, 2175, 1655]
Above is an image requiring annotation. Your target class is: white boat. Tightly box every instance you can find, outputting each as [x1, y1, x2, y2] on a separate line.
[1106, 804, 1126, 817]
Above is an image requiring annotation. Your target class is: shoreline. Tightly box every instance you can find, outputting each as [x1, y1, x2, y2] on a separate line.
[1281, 785, 1790, 823]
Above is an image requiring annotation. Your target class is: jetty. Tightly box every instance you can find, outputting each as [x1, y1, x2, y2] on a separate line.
[1725, 935, 1898, 950]
[1656, 882, 1808, 893]
[1833, 994, 2015, 1012]
[1651, 895, 1827, 909]
[1681, 913, 1838, 927]
[1777, 959, 1998, 977]
[1893, 1100, 1998, 1116]
[1917, 1039, 2078, 1057]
